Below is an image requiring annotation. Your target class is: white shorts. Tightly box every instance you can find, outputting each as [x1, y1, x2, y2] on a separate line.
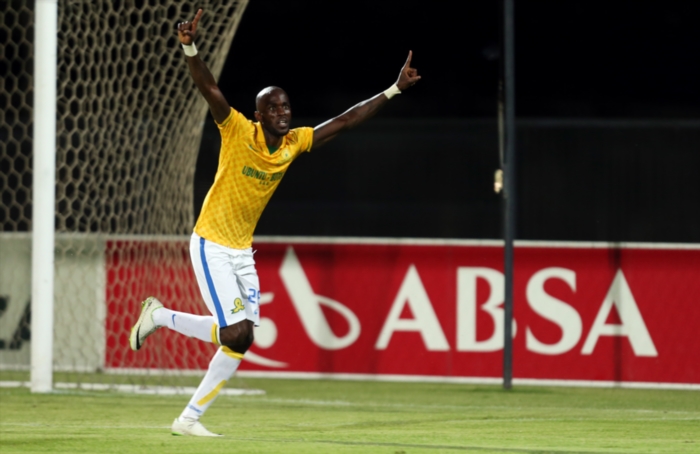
[189, 233, 260, 328]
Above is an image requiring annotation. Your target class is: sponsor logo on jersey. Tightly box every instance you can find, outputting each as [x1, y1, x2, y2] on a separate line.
[241, 165, 285, 185]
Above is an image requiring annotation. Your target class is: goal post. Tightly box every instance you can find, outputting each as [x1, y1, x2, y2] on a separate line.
[31, 0, 58, 394]
[1, 1, 250, 392]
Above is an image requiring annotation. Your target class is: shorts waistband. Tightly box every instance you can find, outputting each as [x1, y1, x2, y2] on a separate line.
[191, 233, 253, 256]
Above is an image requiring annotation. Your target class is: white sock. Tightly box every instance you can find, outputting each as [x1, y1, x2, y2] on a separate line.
[180, 347, 243, 420]
[152, 307, 219, 344]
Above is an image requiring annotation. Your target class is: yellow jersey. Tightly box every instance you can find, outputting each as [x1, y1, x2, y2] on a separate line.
[193, 108, 313, 249]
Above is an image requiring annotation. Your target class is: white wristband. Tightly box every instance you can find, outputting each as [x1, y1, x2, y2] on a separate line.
[182, 42, 198, 57]
[383, 84, 401, 99]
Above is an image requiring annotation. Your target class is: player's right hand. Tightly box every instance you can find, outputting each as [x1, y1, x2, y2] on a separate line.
[178, 8, 202, 45]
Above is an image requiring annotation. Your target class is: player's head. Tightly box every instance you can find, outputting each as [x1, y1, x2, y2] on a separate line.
[254, 86, 291, 137]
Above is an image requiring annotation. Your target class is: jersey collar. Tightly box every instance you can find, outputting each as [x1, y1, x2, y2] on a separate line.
[254, 122, 286, 154]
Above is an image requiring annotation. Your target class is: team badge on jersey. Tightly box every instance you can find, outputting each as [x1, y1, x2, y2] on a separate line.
[231, 298, 245, 314]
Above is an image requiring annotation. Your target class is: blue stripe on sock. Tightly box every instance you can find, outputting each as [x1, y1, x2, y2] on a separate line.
[200, 237, 227, 327]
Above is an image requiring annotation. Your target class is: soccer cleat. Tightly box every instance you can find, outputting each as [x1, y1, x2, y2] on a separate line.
[129, 297, 163, 351]
[171, 417, 223, 437]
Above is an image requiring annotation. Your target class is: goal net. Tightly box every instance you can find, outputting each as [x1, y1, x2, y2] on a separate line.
[0, 0, 253, 393]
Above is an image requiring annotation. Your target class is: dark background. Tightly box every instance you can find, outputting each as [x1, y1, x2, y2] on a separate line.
[195, 1, 700, 242]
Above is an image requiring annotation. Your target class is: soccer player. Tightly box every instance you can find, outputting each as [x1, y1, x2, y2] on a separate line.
[129, 8, 421, 437]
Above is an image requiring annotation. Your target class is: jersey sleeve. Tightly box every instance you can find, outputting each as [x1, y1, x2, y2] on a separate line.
[216, 107, 248, 139]
[292, 127, 314, 155]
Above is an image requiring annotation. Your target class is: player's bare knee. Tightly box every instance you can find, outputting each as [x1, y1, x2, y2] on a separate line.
[219, 320, 254, 353]
[224, 337, 253, 354]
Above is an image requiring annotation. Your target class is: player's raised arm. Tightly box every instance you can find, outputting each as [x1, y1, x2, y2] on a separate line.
[178, 9, 231, 124]
[312, 51, 421, 149]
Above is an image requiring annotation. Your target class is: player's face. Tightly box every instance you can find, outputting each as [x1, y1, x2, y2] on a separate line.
[258, 90, 292, 137]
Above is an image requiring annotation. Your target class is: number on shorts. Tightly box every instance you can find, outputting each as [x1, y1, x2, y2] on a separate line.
[248, 288, 260, 304]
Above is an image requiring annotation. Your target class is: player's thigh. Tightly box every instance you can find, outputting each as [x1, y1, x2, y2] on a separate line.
[235, 255, 261, 327]
[189, 234, 245, 328]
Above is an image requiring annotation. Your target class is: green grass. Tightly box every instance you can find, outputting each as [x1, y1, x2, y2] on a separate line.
[1, 377, 699, 453]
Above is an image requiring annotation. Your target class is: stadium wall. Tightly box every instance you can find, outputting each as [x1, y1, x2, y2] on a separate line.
[1, 234, 698, 388]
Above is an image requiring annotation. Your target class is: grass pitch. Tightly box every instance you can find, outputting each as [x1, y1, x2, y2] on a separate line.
[1, 376, 699, 453]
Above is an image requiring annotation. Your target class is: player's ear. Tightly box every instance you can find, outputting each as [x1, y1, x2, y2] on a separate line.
[254, 111, 261, 122]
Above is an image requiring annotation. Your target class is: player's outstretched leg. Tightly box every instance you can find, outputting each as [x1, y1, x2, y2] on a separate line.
[129, 296, 163, 351]
[129, 297, 221, 351]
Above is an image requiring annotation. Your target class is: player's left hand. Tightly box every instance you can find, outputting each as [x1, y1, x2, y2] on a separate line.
[396, 51, 421, 91]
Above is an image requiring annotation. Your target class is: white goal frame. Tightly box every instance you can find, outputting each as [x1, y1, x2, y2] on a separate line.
[31, 0, 58, 394]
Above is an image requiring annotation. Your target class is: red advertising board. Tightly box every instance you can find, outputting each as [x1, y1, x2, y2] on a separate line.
[107, 239, 700, 386]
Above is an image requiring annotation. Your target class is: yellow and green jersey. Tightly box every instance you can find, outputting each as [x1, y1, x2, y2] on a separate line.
[194, 108, 313, 249]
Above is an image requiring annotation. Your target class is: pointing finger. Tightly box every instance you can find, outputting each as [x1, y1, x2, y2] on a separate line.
[192, 8, 203, 27]
[402, 50, 413, 68]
